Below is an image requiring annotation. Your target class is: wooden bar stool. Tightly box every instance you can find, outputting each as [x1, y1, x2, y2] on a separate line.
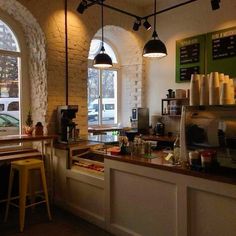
[4, 158, 52, 232]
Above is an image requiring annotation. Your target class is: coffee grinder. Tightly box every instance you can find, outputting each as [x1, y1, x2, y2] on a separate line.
[57, 105, 78, 142]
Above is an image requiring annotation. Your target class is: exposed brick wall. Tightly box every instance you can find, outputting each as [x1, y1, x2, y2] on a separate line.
[1, 0, 146, 134]
[0, 0, 47, 131]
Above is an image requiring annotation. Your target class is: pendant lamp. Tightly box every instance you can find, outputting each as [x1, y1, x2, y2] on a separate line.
[93, 1, 112, 68]
[143, 0, 167, 58]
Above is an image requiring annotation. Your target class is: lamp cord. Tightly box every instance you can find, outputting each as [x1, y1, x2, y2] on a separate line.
[101, 1, 105, 52]
[154, 0, 156, 31]
[153, 0, 158, 39]
[65, 0, 69, 105]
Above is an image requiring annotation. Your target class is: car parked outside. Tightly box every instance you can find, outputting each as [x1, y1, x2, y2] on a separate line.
[88, 108, 98, 121]
[0, 98, 20, 119]
[0, 113, 19, 135]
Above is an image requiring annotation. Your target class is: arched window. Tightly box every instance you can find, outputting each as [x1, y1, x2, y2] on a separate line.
[0, 19, 21, 135]
[88, 39, 119, 127]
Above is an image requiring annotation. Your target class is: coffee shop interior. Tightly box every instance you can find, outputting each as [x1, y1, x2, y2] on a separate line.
[0, 0, 236, 235]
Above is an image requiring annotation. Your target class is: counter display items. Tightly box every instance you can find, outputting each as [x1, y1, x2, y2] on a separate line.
[181, 105, 236, 171]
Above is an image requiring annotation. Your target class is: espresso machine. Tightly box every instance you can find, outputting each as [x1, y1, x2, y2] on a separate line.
[130, 107, 149, 134]
[57, 105, 78, 142]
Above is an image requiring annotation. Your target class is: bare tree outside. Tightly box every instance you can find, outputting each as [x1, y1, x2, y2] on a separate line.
[0, 20, 19, 98]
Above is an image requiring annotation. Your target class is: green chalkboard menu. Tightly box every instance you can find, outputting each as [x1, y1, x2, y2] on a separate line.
[176, 26, 236, 83]
[176, 35, 205, 83]
[206, 27, 236, 77]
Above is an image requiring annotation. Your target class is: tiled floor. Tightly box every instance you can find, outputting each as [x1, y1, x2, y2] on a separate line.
[0, 205, 113, 236]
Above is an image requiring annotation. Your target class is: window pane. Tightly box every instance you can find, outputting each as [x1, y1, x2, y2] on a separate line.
[8, 101, 19, 111]
[0, 55, 19, 97]
[0, 54, 20, 135]
[88, 69, 118, 126]
[101, 70, 117, 125]
[0, 113, 19, 135]
[88, 68, 99, 126]
[0, 20, 20, 52]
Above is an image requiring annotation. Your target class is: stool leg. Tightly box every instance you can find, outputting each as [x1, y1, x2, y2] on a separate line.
[4, 168, 15, 222]
[40, 165, 52, 221]
[28, 170, 36, 211]
[19, 168, 28, 232]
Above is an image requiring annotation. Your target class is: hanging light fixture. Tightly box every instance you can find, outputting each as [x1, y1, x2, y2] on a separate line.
[93, 1, 113, 68]
[77, 0, 88, 14]
[211, 0, 221, 10]
[143, 0, 167, 58]
[133, 18, 141, 31]
[143, 18, 151, 31]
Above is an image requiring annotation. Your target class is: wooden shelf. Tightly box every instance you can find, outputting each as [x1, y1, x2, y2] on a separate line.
[162, 115, 181, 117]
[161, 97, 189, 116]
[162, 98, 189, 101]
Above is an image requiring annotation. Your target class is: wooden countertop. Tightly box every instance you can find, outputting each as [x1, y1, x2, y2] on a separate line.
[104, 151, 236, 186]
[88, 127, 122, 133]
[141, 135, 176, 142]
[54, 134, 119, 150]
[0, 134, 56, 145]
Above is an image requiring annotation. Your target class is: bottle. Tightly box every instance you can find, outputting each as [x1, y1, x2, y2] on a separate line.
[173, 134, 180, 164]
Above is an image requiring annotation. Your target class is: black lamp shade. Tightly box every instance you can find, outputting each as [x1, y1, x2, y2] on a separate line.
[77, 1, 87, 14]
[143, 38, 167, 58]
[211, 0, 220, 10]
[93, 51, 113, 68]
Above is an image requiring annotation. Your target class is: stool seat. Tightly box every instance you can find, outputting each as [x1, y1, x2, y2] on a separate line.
[5, 158, 52, 232]
[12, 158, 43, 167]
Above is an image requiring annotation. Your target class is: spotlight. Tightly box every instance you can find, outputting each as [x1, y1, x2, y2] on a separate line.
[143, 19, 151, 31]
[133, 18, 141, 31]
[77, 0, 87, 14]
[211, 0, 220, 10]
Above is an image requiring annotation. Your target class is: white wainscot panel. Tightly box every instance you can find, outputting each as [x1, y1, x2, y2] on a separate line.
[66, 177, 105, 221]
[188, 188, 236, 236]
[110, 169, 177, 236]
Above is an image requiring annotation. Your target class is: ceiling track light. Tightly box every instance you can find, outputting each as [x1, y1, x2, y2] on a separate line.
[93, 1, 113, 68]
[143, 18, 151, 31]
[133, 18, 141, 31]
[77, 0, 88, 14]
[211, 0, 221, 10]
[143, 0, 167, 58]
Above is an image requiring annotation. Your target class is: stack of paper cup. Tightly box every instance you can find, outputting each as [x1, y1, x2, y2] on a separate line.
[209, 72, 220, 105]
[200, 74, 209, 105]
[190, 74, 200, 106]
[220, 82, 231, 105]
[229, 79, 235, 104]
[224, 75, 230, 84]
[219, 73, 225, 88]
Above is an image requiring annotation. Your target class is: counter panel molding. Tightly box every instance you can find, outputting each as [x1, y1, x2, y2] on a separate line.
[105, 159, 236, 236]
[110, 169, 177, 236]
[188, 188, 236, 236]
[54, 146, 236, 236]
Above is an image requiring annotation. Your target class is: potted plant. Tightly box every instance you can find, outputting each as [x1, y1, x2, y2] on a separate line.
[24, 110, 34, 135]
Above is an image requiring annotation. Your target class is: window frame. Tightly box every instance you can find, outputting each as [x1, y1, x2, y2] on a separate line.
[0, 12, 30, 134]
[88, 39, 120, 127]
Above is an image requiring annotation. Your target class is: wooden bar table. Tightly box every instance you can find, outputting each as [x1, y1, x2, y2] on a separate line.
[0, 134, 56, 201]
